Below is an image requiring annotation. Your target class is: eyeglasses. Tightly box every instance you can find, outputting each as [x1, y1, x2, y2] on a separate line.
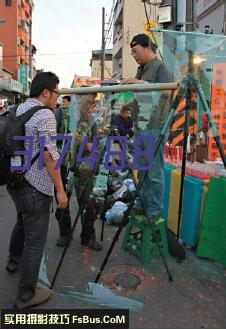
[130, 49, 141, 56]
[49, 89, 60, 97]
[130, 45, 144, 56]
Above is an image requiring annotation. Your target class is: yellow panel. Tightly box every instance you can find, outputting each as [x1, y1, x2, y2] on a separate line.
[167, 169, 181, 234]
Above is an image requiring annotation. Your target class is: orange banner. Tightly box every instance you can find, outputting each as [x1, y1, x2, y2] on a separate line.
[209, 63, 226, 160]
[73, 75, 101, 88]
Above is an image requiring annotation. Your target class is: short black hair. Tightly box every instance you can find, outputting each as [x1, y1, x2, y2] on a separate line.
[121, 105, 131, 112]
[30, 71, 60, 97]
[62, 95, 71, 102]
[130, 33, 157, 53]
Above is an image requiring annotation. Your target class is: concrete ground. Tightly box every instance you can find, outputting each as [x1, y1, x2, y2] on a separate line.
[0, 186, 226, 329]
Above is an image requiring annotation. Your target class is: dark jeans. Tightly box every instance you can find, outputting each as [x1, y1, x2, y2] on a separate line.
[7, 180, 52, 302]
[55, 167, 72, 237]
[80, 196, 99, 243]
[74, 169, 98, 243]
[55, 205, 72, 237]
[55, 166, 72, 237]
[136, 129, 164, 217]
[56, 167, 98, 243]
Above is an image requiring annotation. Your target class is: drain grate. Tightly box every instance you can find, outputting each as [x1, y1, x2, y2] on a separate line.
[114, 272, 141, 289]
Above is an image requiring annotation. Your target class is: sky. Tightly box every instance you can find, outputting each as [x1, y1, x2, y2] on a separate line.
[32, 0, 113, 88]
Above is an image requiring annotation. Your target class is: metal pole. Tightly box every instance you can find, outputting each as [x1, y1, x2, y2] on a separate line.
[176, 78, 191, 240]
[60, 82, 178, 95]
[177, 48, 195, 241]
[101, 7, 105, 81]
[175, 1, 195, 239]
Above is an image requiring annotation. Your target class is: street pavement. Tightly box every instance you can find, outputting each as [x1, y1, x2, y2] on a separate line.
[0, 186, 226, 329]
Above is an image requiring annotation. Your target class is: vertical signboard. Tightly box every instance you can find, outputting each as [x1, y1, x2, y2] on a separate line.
[209, 63, 226, 160]
[19, 64, 28, 92]
[0, 44, 3, 78]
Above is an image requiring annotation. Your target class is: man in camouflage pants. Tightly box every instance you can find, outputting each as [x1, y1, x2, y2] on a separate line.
[55, 95, 102, 250]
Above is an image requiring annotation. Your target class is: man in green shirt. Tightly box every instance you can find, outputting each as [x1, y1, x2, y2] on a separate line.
[122, 33, 171, 223]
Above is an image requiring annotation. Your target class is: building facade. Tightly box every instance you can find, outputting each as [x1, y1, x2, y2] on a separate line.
[0, 0, 36, 101]
[90, 49, 113, 79]
[196, 0, 226, 35]
[112, 0, 159, 79]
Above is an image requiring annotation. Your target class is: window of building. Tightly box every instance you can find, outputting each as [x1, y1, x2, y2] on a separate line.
[5, 0, 12, 7]
[204, 0, 212, 7]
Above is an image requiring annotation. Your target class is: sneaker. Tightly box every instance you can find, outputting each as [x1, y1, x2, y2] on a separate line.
[6, 259, 19, 273]
[56, 236, 72, 247]
[14, 288, 51, 309]
[82, 239, 103, 251]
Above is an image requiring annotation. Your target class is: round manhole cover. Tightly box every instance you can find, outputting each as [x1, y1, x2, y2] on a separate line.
[114, 272, 141, 289]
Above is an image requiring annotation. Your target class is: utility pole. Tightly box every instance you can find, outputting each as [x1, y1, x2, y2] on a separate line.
[186, 0, 195, 32]
[101, 7, 105, 81]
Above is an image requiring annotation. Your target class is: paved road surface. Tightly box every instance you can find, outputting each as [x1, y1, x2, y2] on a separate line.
[0, 186, 226, 328]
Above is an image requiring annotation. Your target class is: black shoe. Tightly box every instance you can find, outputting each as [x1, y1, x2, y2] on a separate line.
[14, 288, 52, 309]
[56, 236, 72, 247]
[82, 239, 103, 251]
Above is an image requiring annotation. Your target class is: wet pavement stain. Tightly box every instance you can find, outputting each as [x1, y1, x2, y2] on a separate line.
[102, 264, 157, 293]
[114, 272, 141, 289]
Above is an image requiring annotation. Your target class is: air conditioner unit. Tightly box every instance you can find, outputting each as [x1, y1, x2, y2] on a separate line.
[158, 5, 172, 24]
[141, 0, 162, 4]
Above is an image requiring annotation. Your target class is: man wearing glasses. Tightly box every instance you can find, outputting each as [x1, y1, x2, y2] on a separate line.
[6, 71, 68, 308]
[122, 33, 171, 224]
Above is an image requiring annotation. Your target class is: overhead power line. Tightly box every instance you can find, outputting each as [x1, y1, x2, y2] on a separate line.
[42, 0, 95, 49]
[2, 56, 88, 62]
[104, 0, 117, 46]
[2, 51, 91, 58]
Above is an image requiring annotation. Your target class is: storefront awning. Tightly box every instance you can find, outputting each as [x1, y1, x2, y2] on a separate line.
[0, 78, 23, 94]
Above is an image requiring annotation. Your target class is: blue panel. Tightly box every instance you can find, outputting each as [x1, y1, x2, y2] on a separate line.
[180, 176, 203, 247]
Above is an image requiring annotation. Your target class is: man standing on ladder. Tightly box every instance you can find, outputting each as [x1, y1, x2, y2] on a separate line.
[122, 33, 171, 223]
